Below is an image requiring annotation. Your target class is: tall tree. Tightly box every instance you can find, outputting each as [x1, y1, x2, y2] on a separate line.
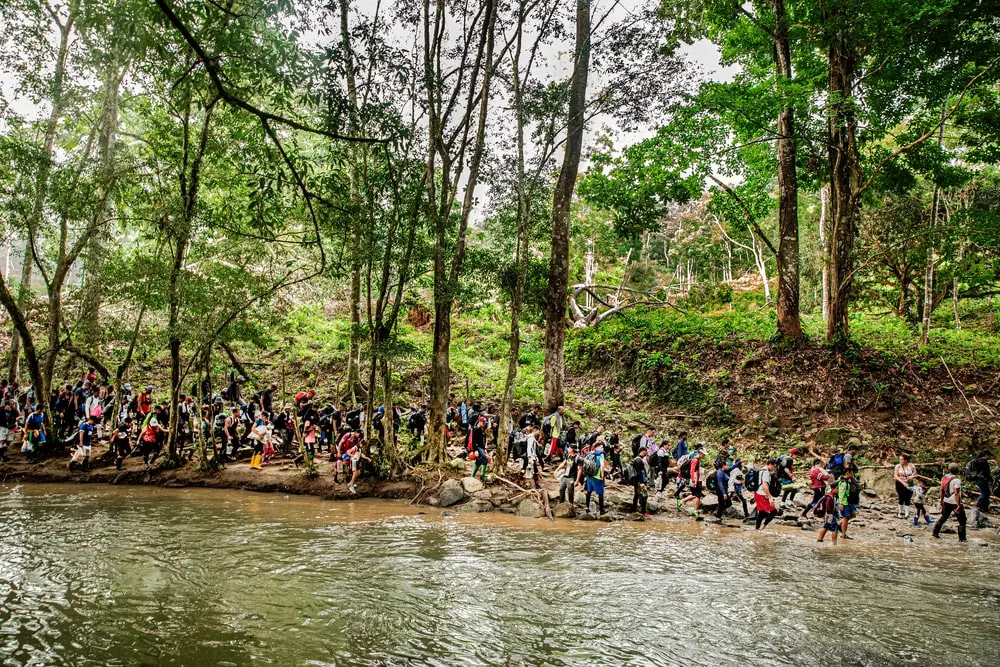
[423, 0, 499, 462]
[543, 0, 590, 412]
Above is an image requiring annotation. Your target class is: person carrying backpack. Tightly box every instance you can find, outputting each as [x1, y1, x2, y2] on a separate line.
[583, 442, 607, 516]
[555, 445, 584, 504]
[776, 450, 798, 506]
[680, 448, 706, 517]
[627, 446, 650, 515]
[654, 440, 671, 497]
[544, 407, 566, 461]
[674, 450, 693, 509]
[801, 458, 832, 518]
[111, 417, 133, 470]
[728, 461, 749, 517]
[712, 461, 731, 524]
[964, 450, 993, 519]
[523, 425, 541, 488]
[815, 480, 840, 544]
[837, 468, 862, 540]
[754, 459, 781, 531]
[933, 463, 967, 542]
[828, 443, 858, 478]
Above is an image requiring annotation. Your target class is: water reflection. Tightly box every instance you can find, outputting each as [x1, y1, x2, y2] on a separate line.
[0, 484, 997, 666]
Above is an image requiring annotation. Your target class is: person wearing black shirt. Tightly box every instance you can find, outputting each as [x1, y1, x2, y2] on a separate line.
[607, 429, 624, 480]
[518, 407, 540, 430]
[112, 418, 134, 470]
[260, 384, 276, 416]
[0, 398, 16, 461]
[408, 405, 427, 442]
[629, 447, 650, 514]
[555, 446, 584, 504]
[968, 451, 994, 515]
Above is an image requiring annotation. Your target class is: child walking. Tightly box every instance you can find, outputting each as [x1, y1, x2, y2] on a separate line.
[816, 481, 840, 545]
[910, 478, 932, 526]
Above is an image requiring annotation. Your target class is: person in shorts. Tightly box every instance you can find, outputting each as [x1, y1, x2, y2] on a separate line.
[0, 397, 17, 462]
[681, 448, 706, 516]
[70, 415, 97, 472]
[837, 468, 861, 539]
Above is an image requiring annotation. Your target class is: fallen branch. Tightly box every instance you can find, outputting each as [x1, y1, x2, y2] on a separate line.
[494, 475, 554, 520]
[940, 357, 974, 422]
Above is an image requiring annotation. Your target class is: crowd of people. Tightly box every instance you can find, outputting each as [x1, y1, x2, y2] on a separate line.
[0, 370, 991, 541]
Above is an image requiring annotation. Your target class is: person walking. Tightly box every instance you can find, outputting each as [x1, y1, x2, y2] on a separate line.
[894, 453, 917, 519]
[628, 446, 649, 515]
[728, 461, 750, 518]
[966, 450, 993, 525]
[681, 448, 706, 516]
[801, 458, 832, 518]
[910, 478, 932, 527]
[815, 481, 840, 545]
[754, 459, 780, 531]
[583, 442, 607, 516]
[713, 461, 731, 525]
[555, 445, 583, 505]
[837, 468, 861, 540]
[933, 463, 968, 542]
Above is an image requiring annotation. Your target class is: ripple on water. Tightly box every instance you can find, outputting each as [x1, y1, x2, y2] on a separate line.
[1, 484, 999, 666]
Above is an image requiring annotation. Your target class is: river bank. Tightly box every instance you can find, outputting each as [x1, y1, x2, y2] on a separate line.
[2, 444, 996, 551]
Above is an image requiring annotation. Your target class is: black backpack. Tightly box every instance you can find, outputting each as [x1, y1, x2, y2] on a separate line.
[767, 471, 782, 497]
[212, 413, 227, 437]
[706, 470, 719, 492]
[624, 460, 638, 485]
[631, 434, 643, 456]
[745, 468, 760, 492]
[964, 459, 987, 482]
[583, 453, 600, 477]
[843, 478, 861, 505]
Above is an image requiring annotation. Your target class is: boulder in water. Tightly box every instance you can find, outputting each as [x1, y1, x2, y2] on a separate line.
[461, 476, 484, 494]
[457, 500, 493, 514]
[439, 479, 465, 507]
[553, 502, 576, 519]
[516, 499, 543, 518]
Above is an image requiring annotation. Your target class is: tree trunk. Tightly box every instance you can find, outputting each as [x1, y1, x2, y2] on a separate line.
[543, 0, 590, 412]
[772, 0, 802, 341]
[340, 0, 364, 404]
[425, 0, 497, 463]
[919, 106, 946, 346]
[167, 231, 187, 460]
[379, 353, 397, 472]
[819, 185, 829, 323]
[496, 1, 531, 473]
[8, 4, 77, 383]
[824, 1, 860, 344]
[78, 66, 121, 352]
[897, 274, 910, 319]
[953, 242, 962, 330]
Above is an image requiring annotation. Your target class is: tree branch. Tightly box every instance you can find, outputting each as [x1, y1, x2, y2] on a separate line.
[154, 0, 390, 145]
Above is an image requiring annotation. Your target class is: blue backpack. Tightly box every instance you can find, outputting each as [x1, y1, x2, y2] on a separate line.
[829, 453, 847, 478]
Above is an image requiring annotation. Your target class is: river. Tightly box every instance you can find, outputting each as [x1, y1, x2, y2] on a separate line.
[0, 484, 997, 666]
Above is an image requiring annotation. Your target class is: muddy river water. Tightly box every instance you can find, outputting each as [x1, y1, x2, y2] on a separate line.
[0, 484, 997, 665]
